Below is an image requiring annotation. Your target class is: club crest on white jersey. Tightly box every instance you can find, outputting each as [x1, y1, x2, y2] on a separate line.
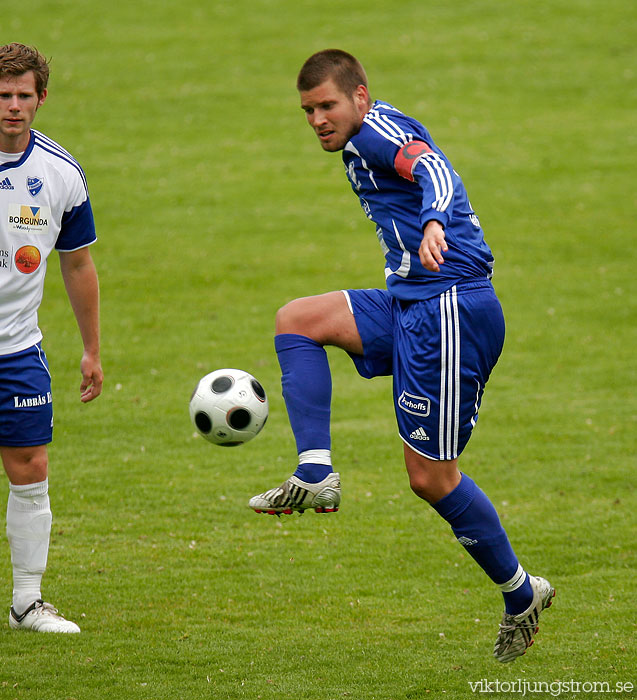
[27, 176, 44, 197]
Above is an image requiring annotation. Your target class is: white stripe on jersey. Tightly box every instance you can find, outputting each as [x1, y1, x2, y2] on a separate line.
[363, 111, 407, 147]
[345, 142, 379, 191]
[439, 286, 460, 460]
[362, 109, 453, 212]
[420, 157, 444, 209]
[428, 154, 453, 211]
[33, 129, 74, 159]
[419, 154, 453, 212]
[362, 154, 379, 191]
[391, 219, 410, 278]
[379, 113, 409, 142]
[33, 131, 89, 194]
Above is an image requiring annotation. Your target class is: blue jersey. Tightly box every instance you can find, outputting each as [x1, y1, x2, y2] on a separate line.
[343, 101, 494, 300]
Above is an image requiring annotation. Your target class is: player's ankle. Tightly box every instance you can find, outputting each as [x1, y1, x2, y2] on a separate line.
[293, 463, 333, 483]
[294, 449, 333, 483]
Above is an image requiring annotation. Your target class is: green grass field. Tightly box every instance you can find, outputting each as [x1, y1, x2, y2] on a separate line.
[1, 1, 635, 698]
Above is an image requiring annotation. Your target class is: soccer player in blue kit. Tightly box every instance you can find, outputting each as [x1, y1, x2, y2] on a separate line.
[0, 44, 102, 633]
[249, 49, 554, 662]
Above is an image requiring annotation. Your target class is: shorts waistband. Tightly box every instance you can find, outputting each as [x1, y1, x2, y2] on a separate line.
[447, 279, 493, 292]
[397, 279, 494, 308]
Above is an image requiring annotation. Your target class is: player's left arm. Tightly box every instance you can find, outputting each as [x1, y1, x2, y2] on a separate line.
[59, 246, 103, 402]
[418, 219, 448, 272]
[394, 140, 453, 271]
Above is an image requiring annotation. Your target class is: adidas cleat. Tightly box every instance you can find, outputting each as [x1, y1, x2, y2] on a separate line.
[249, 472, 341, 515]
[9, 599, 81, 633]
[493, 575, 555, 663]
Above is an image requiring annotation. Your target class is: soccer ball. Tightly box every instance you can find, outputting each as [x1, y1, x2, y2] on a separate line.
[189, 368, 268, 446]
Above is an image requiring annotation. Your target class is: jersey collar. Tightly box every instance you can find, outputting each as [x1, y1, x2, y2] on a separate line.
[0, 131, 36, 172]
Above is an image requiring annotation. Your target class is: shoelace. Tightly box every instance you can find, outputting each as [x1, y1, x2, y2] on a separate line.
[498, 615, 537, 633]
[33, 602, 60, 616]
[11, 599, 59, 623]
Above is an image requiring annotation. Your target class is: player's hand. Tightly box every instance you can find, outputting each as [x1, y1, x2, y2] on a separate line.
[419, 220, 448, 272]
[80, 352, 103, 403]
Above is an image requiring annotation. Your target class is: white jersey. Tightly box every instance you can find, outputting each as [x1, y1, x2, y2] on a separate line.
[0, 129, 96, 355]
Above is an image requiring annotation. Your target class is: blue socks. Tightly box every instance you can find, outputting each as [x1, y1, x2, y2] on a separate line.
[432, 473, 533, 614]
[294, 450, 333, 483]
[275, 333, 334, 483]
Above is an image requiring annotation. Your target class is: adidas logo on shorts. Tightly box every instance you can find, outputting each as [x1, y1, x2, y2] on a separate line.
[409, 427, 429, 441]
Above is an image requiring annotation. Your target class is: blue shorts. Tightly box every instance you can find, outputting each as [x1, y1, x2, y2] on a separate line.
[344, 281, 505, 460]
[0, 343, 53, 447]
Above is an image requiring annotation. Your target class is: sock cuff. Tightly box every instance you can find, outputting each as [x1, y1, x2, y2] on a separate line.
[275, 333, 323, 353]
[9, 480, 50, 513]
[299, 449, 332, 466]
[9, 479, 49, 499]
[497, 563, 527, 591]
[432, 473, 477, 520]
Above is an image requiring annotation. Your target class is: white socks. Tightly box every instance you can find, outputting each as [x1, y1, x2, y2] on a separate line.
[6, 479, 51, 615]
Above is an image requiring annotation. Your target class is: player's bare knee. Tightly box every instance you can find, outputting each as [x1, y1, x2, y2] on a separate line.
[276, 297, 324, 339]
[22, 452, 48, 483]
[2, 448, 49, 485]
[408, 472, 437, 503]
[405, 450, 461, 504]
[275, 299, 302, 334]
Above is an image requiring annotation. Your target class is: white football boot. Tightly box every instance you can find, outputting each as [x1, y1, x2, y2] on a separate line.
[493, 575, 555, 662]
[249, 472, 341, 515]
[9, 599, 80, 633]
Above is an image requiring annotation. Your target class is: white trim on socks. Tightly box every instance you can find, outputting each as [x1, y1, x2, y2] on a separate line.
[497, 563, 527, 592]
[298, 449, 332, 466]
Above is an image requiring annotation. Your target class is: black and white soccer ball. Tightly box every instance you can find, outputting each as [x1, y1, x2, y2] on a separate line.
[189, 368, 268, 446]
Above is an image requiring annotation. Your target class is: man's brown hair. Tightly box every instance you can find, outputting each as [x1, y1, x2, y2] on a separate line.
[297, 49, 368, 96]
[0, 43, 50, 96]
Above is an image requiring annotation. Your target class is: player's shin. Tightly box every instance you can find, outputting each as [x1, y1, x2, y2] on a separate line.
[431, 473, 533, 614]
[275, 333, 333, 483]
[6, 479, 52, 614]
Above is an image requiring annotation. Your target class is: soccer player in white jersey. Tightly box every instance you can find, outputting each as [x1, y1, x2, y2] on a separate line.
[249, 50, 554, 662]
[0, 43, 102, 633]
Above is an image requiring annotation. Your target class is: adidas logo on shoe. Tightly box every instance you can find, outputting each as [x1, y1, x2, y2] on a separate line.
[0, 177, 14, 190]
[409, 427, 429, 441]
